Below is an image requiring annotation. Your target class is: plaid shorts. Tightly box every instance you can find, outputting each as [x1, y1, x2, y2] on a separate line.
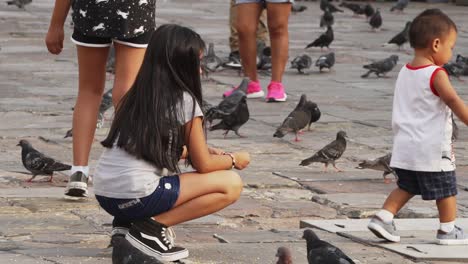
[395, 168, 457, 200]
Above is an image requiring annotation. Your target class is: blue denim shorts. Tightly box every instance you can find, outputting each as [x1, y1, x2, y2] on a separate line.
[395, 168, 457, 200]
[236, 0, 293, 4]
[95, 175, 180, 223]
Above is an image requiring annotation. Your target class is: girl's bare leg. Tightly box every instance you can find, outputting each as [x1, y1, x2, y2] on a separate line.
[266, 3, 291, 83]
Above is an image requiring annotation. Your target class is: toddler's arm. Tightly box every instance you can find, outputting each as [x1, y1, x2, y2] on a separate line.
[45, 0, 71, 55]
[433, 70, 468, 125]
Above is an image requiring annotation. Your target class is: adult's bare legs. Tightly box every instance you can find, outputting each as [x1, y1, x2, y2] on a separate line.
[266, 3, 291, 83]
[236, 3, 263, 82]
[73, 46, 109, 165]
[112, 42, 146, 107]
[154, 170, 243, 226]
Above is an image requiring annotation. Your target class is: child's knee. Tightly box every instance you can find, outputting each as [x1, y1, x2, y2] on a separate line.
[225, 171, 243, 202]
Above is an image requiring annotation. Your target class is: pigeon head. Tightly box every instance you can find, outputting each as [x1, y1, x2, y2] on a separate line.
[390, 55, 399, 64]
[336, 130, 347, 140]
[275, 246, 292, 263]
[302, 229, 320, 242]
[17, 139, 32, 148]
[273, 128, 286, 138]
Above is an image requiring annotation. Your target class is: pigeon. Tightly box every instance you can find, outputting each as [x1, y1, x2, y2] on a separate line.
[299, 131, 347, 172]
[17, 140, 71, 182]
[201, 99, 214, 115]
[369, 8, 382, 31]
[201, 43, 223, 77]
[206, 79, 250, 138]
[97, 88, 114, 128]
[302, 229, 355, 264]
[338, 2, 365, 16]
[390, 0, 409, 13]
[292, 3, 307, 13]
[257, 42, 272, 71]
[456, 54, 468, 65]
[443, 62, 466, 82]
[7, 0, 32, 9]
[305, 26, 334, 50]
[291, 54, 312, 74]
[302, 99, 321, 131]
[64, 129, 73, 139]
[385, 21, 411, 50]
[106, 46, 116, 74]
[320, 0, 343, 13]
[361, 55, 399, 78]
[274, 94, 311, 141]
[364, 4, 375, 20]
[356, 153, 396, 183]
[315, 52, 335, 72]
[276, 246, 293, 264]
[111, 235, 163, 264]
[320, 8, 334, 28]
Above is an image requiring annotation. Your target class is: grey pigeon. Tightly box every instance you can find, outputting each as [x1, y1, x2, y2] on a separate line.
[456, 54, 468, 65]
[305, 26, 334, 50]
[315, 52, 335, 72]
[339, 2, 365, 16]
[274, 94, 311, 141]
[385, 21, 411, 50]
[369, 8, 382, 31]
[291, 54, 312, 74]
[7, 0, 31, 9]
[303, 100, 321, 131]
[356, 153, 396, 182]
[206, 79, 250, 138]
[300, 131, 347, 172]
[443, 62, 466, 82]
[111, 235, 163, 264]
[390, 0, 409, 13]
[320, 0, 343, 13]
[257, 42, 272, 71]
[64, 129, 73, 139]
[276, 246, 293, 264]
[361, 55, 398, 78]
[201, 43, 223, 77]
[303, 229, 355, 264]
[201, 99, 214, 115]
[292, 3, 307, 13]
[364, 4, 375, 20]
[17, 140, 71, 182]
[320, 8, 334, 28]
[97, 88, 113, 128]
[106, 46, 116, 74]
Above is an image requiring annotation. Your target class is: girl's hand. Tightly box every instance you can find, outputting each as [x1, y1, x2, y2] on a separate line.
[233, 152, 250, 170]
[208, 147, 224, 155]
[45, 25, 64, 55]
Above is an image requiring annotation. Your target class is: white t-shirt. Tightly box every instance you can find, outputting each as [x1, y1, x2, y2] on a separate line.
[93, 93, 203, 199]
[390, 64, 455, 172]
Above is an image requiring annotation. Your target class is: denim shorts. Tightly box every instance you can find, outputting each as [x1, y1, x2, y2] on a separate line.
[395, 168, 457, 200]
[236, 0, 293, 4]
[71, 28, 154, 48]
[95, 175, 180, 223]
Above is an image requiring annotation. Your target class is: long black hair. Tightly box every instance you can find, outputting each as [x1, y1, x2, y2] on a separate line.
[102, 24, 205, 173]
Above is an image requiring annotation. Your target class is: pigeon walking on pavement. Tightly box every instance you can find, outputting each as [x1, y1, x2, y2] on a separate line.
[17, 140, 71, 182]
[201, 43, 223, 77]
[390, 0, 409, 13]
[274, 94, 312, 141]
[206, 79, 250, 138]
[276, 246, 293, 264]
[305, 26, 334, 50]
[356, 153, 396, 183]
[339, 2, 364, 17]
[384, 21, 411, 50]
[369, 8, 382, 31]
[302, 229, 355, 264]
[300, 131, 347, 172]
[443, 62, 466, 82]
[97, 88, 113, 128]
[291, 54, 312, 74]
[364, 4, 375, 20]
[320, 0, 343, 13]
[291, 3, 307, 13]
[361, 55, 399, 78]
[315, 52, 335, 72]
[320, 8, 334, 28]
[7, 0, 32, 9]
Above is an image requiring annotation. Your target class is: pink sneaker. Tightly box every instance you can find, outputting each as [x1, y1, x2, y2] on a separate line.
[223, 80, 265, 98]
[266, 82, 287, 102]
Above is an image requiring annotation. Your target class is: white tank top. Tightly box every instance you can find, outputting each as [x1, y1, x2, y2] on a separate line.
[390, 64, 455, 172]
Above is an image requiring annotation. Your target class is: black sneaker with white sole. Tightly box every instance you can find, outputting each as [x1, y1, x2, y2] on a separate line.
[125, 218, 188, 262]
[65, 171, 88, 197]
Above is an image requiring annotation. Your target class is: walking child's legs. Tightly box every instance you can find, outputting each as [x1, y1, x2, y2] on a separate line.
[437, 195, 457, 223]
[265, 2, 291, 83]
[236, 3, 263, 82]
[382, 187, 414, 215]
[73, 46, 109, 166]
[153, 170, 243, 226]
[112, 42, 146, 107]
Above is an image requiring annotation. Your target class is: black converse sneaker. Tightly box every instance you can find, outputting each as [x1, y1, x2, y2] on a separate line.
[125, 218, 188, 262]
[64, 171, 88, 197]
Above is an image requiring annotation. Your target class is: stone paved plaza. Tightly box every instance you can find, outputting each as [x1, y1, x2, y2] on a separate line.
[1, 0, 468, 263]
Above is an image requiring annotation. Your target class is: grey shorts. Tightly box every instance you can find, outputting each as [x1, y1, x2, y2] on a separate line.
[236, 0, 293, 4]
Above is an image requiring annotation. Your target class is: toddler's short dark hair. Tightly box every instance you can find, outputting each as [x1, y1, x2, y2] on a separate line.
[409, 9, 457, 49]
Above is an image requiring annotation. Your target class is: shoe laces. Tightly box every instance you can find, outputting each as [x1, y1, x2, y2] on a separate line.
[161, 227, 176, 249]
